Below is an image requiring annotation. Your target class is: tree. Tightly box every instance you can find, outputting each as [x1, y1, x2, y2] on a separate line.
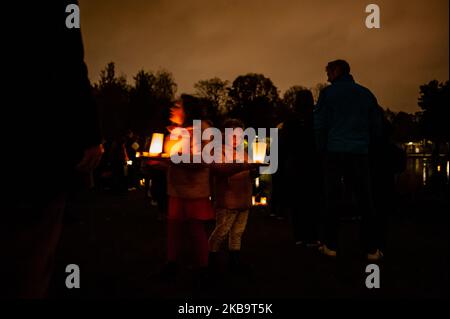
[312, 83, 329, 103]
[129, 69, 177, 135]
[194, 77, 230, 115]
[390, 111, 420, 144]
[94, 62, 130, 139]
[418, 80, 449, 158]
[228, 73, 280, 128]
[282, 85, 309, 110]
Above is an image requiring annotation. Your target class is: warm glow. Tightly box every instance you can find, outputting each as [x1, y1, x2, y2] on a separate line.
[135, 152, 141, 158]
[260, 197, 267, 205]
[437, 165, 441, 172]
[255, 177, 260, 188]
[415, 147, 420, 154]
[149, 133, 164, 156]
[252, 141, 267, 163]
[164, 138, 182, 156]
[447, 161, 449, 179]
[127, 160, 133, 165]
[139, 179, 145, 187]
[142, 152, 150, 157]
[252, 196, 256, 206]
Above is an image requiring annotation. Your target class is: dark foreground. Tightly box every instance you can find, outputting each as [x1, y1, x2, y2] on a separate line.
[48, 188, 448, 299]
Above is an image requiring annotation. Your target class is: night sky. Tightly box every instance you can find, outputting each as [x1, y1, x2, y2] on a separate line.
[79, 0, 448, 113]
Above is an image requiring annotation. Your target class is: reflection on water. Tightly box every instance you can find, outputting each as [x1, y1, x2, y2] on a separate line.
[399, 157, 449, 193]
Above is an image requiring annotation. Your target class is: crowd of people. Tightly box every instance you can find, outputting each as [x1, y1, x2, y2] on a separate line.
[3, 1, 408, 298]
[138, 60, 407, 285]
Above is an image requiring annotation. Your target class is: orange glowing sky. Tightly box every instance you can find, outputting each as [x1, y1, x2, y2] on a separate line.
[79, 0, 448, 113]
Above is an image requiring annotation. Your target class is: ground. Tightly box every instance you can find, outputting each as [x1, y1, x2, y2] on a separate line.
[49, 189, 448, 299]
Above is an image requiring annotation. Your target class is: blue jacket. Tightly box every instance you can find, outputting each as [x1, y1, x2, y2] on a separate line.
[314, 74, 383, 154]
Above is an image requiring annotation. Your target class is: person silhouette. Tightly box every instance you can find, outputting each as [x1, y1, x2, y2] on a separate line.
[2, 1, 103, 298]
[314, 60, 384, 261]
[279, 89, 322, 247]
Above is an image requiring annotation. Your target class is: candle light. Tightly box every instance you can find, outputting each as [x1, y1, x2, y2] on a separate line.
[260, 197, 267, 205]
[164, 138, 182, 156]
[135, 152, 141, 158]
[252, 196, 256, 206]
[149, 133, 164, 156]
[252, 141, 267, 163]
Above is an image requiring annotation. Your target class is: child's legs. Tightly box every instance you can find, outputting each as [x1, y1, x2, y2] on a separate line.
[208, 209, 237, 252]
[228, 210, 249, 251]
[188, 219, 209, 267]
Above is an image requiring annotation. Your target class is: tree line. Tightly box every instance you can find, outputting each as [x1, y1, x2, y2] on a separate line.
[93, 62, 449, 150]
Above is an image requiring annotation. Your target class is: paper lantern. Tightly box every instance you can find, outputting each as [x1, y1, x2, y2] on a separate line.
[260, 197, 267, 205]
[252, 141, 267, 163]
[149, 133, 164, 156]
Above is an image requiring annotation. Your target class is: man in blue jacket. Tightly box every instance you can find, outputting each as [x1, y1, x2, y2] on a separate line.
[314, 60, 384, 261]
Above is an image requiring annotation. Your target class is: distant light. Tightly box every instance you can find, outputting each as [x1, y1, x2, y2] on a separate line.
[447, 161, 449, 179]
[127, 160, 133, 165]
[415, 147, 420, 154]
[260, 197, 267, 205]
[407, 142, 414, 146]
[252, 196, 256, 206]
[437, 165, 441, 172]
[423, 166, 427, 186]
[255, 177, 260, 188]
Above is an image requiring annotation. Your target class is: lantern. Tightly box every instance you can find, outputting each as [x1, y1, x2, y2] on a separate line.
[260, 197, 267, 205]
[149, 133, 164, 156]
[252, 141, 267, 163]
[164, 138, 183, 156]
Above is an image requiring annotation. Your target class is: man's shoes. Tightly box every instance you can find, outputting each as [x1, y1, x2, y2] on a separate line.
[319, 244, 337, 257]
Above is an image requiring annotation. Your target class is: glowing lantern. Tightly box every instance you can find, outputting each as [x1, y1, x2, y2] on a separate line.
[260, 197, 267, 205]
[149, 133, 164, 156]
[164, 138, 183, 156]
[139, 179, 145, 187]
[135, 152, 141, 158]
[252, 141, 267, 163]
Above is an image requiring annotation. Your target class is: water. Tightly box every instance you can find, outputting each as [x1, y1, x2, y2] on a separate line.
[398, 157, 449, 194]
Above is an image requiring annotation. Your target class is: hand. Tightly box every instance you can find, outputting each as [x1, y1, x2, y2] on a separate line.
[76, 144, 104, 172]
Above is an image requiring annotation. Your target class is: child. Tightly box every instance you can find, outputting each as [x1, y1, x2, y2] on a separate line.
[208, 119, 253, 274]
[158, 95, 214, 280]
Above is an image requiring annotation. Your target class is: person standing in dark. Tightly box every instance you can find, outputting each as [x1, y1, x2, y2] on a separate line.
[2, 1, 103, 298]
[370, 107, 406, 253]
[279, 89, 322, 247]
[314, 60, 384, 261]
